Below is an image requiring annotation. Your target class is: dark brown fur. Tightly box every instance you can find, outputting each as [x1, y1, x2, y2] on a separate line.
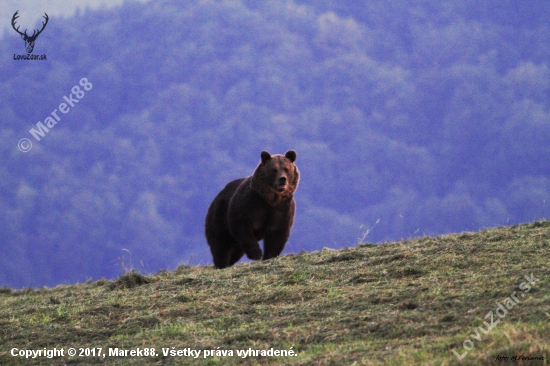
[205, 150, 299, 268]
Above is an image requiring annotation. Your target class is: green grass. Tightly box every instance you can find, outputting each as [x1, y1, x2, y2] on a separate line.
[1, 221, 550, 365]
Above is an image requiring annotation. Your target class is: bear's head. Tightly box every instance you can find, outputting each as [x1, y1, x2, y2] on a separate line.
[252, 150, 299, 206]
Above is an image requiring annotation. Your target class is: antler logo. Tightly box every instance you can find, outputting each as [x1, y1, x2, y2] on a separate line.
[11, 10, 49, 54]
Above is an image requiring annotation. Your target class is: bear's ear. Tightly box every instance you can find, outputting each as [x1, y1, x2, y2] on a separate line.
[285, 150, 296, 162]
[261, 151, 272, 164]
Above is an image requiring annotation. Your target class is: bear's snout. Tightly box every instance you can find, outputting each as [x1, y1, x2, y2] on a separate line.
[277, 176, 287, 191]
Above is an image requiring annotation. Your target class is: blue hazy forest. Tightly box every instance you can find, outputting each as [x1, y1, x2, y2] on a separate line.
[1, 0, 549, 289]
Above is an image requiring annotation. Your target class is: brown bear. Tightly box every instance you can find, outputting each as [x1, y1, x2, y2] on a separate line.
[205, 150, 299, 268]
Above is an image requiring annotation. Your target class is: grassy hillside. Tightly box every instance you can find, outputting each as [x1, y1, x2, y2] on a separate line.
[1, 221, 549, 365]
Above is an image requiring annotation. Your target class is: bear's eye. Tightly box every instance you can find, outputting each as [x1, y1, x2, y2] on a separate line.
[272, 169, 278, 173]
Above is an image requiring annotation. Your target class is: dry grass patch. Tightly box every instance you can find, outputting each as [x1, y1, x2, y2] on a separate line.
[1, 221, 549, 365]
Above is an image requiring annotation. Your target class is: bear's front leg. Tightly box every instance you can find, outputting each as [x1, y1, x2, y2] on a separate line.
[263, 227, 291, 260]
[232, 227, 262, 260]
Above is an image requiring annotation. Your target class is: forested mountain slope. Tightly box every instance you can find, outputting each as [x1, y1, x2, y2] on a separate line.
[1, 0, 549, 288]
